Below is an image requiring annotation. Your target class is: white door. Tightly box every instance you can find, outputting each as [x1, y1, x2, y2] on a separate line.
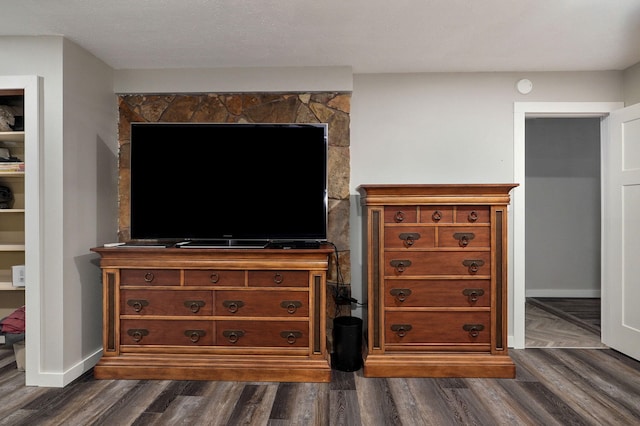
[602, 102, 640, 359]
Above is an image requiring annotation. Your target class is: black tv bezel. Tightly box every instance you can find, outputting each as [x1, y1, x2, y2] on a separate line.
[128, 122, 329, 246]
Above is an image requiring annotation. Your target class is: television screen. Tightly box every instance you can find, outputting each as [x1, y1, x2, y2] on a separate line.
[129, 122, 328, 246]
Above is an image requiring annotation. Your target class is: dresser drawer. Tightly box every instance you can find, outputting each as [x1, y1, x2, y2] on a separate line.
[384, 206, 418, 223]
[436, 226, 490, 248]
[385, 311, 491, 344]
[456, 206, 490, 224]
[217, 320, 309, 347]
[248, 270, 309, 287]
[120, 290, 213, 315]
[418, 206, 455, 224]
[385, 280, 491, 307]
[184, 270, 245, 286]
[215, 290, 309, 317]
[120, 269, 180, 286]
[384, 226, 436, 249]
[385, 251, 491, 276]
[120, 319, 214, 346]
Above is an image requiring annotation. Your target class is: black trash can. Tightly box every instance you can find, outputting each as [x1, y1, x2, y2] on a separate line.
[332, 316, 363, 372]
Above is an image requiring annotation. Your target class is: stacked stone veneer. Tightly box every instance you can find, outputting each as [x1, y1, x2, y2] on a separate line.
[117, 92, 351, 287]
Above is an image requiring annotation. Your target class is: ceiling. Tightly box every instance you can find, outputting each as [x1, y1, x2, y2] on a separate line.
[2, 0, 640, 73]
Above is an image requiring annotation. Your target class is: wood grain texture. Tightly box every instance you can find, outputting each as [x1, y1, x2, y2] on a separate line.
[1, 347, 640, 425]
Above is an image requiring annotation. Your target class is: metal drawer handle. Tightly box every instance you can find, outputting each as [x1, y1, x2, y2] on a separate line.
[127, 299, 149, 313]
[280, 330, 303, 344]
[468, 211, 479, 222]
[184, 300, 206, 313]
[389, 288, 412, 302]
[143, 272, 155, 283]
[462, 259, 485, 273]
[273, 273, 284, 284]
[394, 211, 405, 223]
[432, 210, 442, 222]
[222, 300, 245, 313]
[223, 330, 245, 344]
[463, 324, 485, 338]
[184, 329, 206, 343]
[462, 288, 485, 304]
[209, 272, 220, 283]
[390, 324, 412, 337]
[453, 232, 475, 247]
[127, 328, 149, 343]
[399, 233, 421, 247]
[390, 259, 412, 273]
[280, 300, 302, 314]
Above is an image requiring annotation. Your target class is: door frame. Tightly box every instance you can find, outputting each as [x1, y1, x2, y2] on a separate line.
[511, 101, 623, 349]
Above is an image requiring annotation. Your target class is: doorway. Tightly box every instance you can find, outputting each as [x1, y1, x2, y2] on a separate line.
[511, 101, 623, 349]
[524, 117, 604, 348]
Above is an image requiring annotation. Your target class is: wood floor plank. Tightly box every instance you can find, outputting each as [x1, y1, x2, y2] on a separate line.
[502, 349, 584, 425]
[329, 388, 359, 426]
[465, 378, 536, 425]
[525, 304, 606, 348]
[436, 384, 496, 425]
[543, 349, 640, 422]
[354, 373, 401, 426]
[221, 383, 276, 425]
[401, 378, 467, 425]
[288, 382, 329, 426]
[91, 380, 172, 426]
[513, 349, 640, 425]
[385, 378, 439, 425]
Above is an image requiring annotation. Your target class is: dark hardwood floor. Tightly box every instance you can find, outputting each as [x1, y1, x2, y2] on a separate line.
[2, 345, 640, 425]
[2, 299, 635, 425]
[528, 297, 601, 335]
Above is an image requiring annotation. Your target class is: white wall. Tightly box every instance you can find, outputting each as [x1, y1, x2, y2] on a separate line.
[61, 39, 117, 381]
[0, 36, 116, 386]
[624, 62, 640, 106]
[114, 66, 353, 93]
[349, 71, 623, 322]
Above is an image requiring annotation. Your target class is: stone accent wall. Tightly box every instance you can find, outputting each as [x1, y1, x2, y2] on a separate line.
[117, 92, 351, 286]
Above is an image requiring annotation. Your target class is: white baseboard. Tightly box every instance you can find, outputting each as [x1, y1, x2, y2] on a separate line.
[26, 348, 103, 388]
[525, 289, 601, 298]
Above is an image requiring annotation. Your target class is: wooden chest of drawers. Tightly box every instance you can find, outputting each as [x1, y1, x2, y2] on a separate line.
[357, 184, 517, 378]
[90, 246, 332, 382]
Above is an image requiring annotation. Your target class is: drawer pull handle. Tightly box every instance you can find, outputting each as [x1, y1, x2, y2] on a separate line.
[390, 259, 412, 273]
[222, 300, 245, 313]
[462, 259, 485, 273]
[222, 330, 245, 344]
[468, 211, 479, 222]
[391, 324, 412, 337]
[462, 288, 485, 304]
[280, 330, 303, 344]
[127, 328, 149, 343]
[127, 299, 149, 312]
[463, 324, 485, 338]
[184, 329, 206, 343]
[184, 300, 206, 313]
[280, 300, 302, 314]
[389, 288, 412, 302]
[209, 273, 220, 283]
[143, 272, 155, 283]
[394, 211, 406, 223]
[432, 210, 442, 222]
[453, 232, 475, 247]
[273, 273, 284, 284]
[399, 233, 420, 247]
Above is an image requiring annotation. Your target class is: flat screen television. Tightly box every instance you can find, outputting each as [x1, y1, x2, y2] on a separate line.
[129, 122, 328, 247]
